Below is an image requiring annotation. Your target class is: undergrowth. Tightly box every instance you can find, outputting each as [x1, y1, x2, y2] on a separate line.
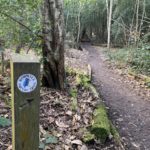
[107, 45, 150, 76]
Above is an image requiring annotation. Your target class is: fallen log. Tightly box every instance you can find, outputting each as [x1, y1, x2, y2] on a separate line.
[91, 104, 111, 143]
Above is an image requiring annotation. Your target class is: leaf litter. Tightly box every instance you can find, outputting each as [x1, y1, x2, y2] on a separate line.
[0, 48, 120, 149]
[0, 74, 120, 150]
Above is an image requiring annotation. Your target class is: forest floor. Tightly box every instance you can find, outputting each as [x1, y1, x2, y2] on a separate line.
[0, 44, 150, 150]
[0, 48, 120, 150]
[82, 43, 150, 150]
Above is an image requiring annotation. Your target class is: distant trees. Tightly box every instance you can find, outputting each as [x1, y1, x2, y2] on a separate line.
[64, 0, 150, 47]
[0, 0, 150, 88]
[0, 0, 150, 49]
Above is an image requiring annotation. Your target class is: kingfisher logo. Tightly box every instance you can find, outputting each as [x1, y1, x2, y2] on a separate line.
[17, 74, 37, 93]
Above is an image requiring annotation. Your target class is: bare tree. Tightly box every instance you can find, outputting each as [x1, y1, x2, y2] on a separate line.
[106, 0, 109, 30]
[42, 0, 65, 90]
[135, 0, 140, 44]
[77, 4, 81, 45]
[139, 0, 146, 38]
[107, 0, 113, 49]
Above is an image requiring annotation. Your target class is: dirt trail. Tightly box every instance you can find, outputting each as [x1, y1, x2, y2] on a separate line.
[83, 44, 150, 150]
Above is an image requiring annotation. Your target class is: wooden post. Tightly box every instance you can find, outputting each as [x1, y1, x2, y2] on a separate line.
[10, 54, 40, 150]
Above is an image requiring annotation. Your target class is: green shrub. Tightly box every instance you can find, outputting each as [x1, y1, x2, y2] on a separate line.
[107, 45, 150, 76]
[129, 47, 150, 75]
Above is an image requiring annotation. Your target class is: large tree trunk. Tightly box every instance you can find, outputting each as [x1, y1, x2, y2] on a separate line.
[42, 0, 65, 90]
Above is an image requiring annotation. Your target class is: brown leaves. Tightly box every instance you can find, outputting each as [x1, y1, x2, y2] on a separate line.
[0, 74, 116, 149]
[65, 48, 90, 77]
[55, 120, 69, 128]
[38, 80, 99, 149]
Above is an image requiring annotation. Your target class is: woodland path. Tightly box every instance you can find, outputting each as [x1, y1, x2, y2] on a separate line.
[82, 43, 150, 150]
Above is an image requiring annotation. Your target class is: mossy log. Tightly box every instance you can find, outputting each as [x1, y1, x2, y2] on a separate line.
[66, 66, 112, 143]
[91, 105, 111, 143]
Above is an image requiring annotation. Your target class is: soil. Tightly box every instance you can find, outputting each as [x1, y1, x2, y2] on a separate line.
[82, 43, 150, 150]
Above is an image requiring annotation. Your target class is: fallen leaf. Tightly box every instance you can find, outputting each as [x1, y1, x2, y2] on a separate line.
[71, 139, 82, 145]
[48, 117, 55, 124]
[0, 117, 11, 127]
[80, 145, 88, 150]
[64, 145, 70, 150]
[66, 110, 73, 116]
[46, 135, 58, 144]
[7, 145, 12, 150]
[55, 120, 69, 128]
[39, 142, 45, 149]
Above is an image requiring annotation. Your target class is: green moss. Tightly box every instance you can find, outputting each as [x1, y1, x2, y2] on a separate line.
[71, 97, 78, 111]
[76, 74, 91, 89]
[82, 131, 95, 143]
[65, 67, 77, 75]
[69, 88, 78, 111]
[66, 67, 87, 77]
[76, 74, 90, 86]
[91, 105, 111, 143]
[70, 88, 77, 98]
[88, 85, 99, 98]
[67, 67, 113, 143]
[110, 122, 125, 148]
[110, 122, 120, 142]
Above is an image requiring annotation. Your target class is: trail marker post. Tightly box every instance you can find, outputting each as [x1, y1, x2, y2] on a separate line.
[11, 54, 40, 150]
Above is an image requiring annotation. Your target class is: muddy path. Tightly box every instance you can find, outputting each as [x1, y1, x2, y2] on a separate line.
[82, 43, 150, 150]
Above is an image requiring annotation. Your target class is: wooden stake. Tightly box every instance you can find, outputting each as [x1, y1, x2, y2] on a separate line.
[11, 54, 40, 150]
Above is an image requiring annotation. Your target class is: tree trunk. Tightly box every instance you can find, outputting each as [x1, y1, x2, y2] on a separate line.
[77, 4, 81, 45]
[139, 0, 145, 39]
[42, 0, 65, 90]
[107, 0, 113, 49]
[65, 11, 69, 32]
[106, 0, 109, 30]
[16, 43, 23, 53]
[135, 0, 140, 44]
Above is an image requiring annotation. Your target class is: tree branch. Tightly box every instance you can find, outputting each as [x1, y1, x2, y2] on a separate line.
[0, 11, 42, 38]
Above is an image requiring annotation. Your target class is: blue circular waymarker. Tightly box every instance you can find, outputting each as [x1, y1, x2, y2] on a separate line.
[17, 74, 37, 93]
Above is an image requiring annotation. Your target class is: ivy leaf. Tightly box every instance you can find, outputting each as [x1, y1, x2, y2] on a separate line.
[0, 117, 11, 127]
[39, 142, 45, 150]
[45, 135, 58, 144]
